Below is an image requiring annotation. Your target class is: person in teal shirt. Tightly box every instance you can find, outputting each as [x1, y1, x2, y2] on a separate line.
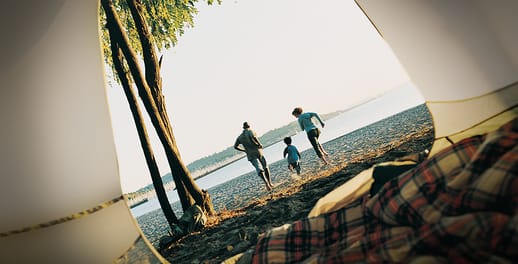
[283, 136, 301, 175]
[292, 107, 329, 165]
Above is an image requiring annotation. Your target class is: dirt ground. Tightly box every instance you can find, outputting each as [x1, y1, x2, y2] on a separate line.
[162, 127, 434, 264]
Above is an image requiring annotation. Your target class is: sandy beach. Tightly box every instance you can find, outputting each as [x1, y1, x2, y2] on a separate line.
[132, 104, 434, 263]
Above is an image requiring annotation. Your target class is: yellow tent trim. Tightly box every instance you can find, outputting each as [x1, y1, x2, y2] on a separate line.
[426, 82, 518, 139]
[429, 105, 518, 156]
[426, 82, 518, 104]
[0, 195, 124, 238]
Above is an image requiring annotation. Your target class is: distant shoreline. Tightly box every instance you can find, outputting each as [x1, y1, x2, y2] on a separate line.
[191, 155, 244, 181]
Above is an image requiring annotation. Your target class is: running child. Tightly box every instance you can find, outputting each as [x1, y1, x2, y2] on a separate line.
[283, 136, 301, 175]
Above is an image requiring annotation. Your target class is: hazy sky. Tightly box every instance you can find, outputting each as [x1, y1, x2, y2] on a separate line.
[107, 0, 414, 192]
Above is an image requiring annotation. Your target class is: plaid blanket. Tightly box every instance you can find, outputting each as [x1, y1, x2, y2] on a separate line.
[251, 118, 518, 263]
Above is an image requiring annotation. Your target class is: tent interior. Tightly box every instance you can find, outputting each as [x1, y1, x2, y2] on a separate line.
[0, 1, 516, 263]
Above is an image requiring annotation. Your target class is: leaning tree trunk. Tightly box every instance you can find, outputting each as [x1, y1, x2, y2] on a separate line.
[127, 0, 215, 215]
[102, 0, 215, 215]
[106, 5, 179, 228]
[163, 142, 216, 215]
[103, 0, 191, 211]
[126, 0, 194, 210]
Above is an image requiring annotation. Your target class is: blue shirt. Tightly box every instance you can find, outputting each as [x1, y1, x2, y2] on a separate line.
[283, 145, 301, 163]
[297, 112, 325, 132]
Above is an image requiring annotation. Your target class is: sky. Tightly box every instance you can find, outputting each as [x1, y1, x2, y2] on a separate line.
[107, 0, 415, 192]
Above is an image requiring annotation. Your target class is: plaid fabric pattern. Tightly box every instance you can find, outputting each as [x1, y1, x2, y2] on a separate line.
[251, 118, 518, 263]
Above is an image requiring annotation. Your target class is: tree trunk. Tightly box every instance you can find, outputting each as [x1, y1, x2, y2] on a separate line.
[127, 0, 215, 215]
[127, 0, 171, 135]
[101, 0, 192, 210]
[102, 0, 215, 215]
[105, 3, 178, 227]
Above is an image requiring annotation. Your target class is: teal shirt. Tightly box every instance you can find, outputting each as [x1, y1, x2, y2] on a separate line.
[297, 112, 325, 132]
[283, 145, 300, 163]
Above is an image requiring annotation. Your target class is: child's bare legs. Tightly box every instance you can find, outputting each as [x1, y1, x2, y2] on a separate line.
[317, 142, 329, 164]
[320, 156, 329, 165]
[308, 130, 328, 164]
[295, 162, 301, 175]
[318, 142, 328, 156]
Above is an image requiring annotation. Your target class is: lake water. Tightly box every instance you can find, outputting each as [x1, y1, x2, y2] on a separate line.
[130, 83, 424, 217]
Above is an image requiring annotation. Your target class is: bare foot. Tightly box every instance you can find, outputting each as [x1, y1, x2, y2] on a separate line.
[322, 158, 329, 165]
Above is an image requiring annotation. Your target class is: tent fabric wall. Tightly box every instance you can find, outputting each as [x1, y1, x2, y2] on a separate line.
[428, 106, 518, 156]
[0, 1, 154, 262]
[354, 0, 518, 154]
[426, 83, 518, 139]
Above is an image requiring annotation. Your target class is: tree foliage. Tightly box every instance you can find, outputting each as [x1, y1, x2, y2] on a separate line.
[100, 0, 218, 77]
